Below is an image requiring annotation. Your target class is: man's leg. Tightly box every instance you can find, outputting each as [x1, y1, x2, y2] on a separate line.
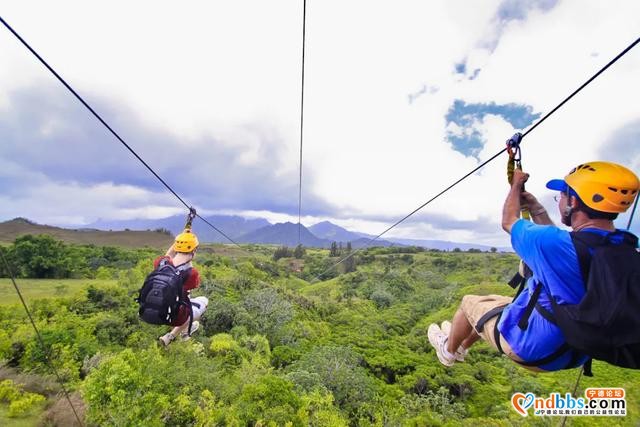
[446, 307, 479, 354]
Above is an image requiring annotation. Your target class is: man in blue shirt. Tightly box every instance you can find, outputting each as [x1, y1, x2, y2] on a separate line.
[428, 161, 639, 370]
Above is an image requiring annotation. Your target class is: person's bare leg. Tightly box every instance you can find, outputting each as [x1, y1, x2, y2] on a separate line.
[461, 331, 480, 349]
[170, 324, 186, 337]
[447, 307, 475, 354]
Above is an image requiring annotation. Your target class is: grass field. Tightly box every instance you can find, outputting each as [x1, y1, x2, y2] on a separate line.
[0, 279, 117, 306]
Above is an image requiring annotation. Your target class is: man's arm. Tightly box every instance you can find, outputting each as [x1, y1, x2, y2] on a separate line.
[521, 191, 553, 226]
[502, 181, 523, 234]
[502, 169, 532, 233]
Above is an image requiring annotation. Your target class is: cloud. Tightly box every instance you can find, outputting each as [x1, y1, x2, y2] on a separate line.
[0, 85, 335, 223]
[445, 100, 540, 157]
[1, 0, 639, 245]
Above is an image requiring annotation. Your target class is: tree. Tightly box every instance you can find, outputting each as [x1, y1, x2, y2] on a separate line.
[291, 346, 374, 414]
[490, 247, 498, 253]
[12, 235, 69, 278]
[273, 246, 292, 261]
[294, 244, 306, 259]
[240, 288, 293, 343]
[329, 242, 338, 257]
[343, 254, 356, 273]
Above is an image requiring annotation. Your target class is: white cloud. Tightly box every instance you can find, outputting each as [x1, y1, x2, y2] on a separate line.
[1, 0, 639, 244]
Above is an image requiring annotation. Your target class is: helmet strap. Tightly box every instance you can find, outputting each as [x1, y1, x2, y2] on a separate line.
[562, 188, 576, 226]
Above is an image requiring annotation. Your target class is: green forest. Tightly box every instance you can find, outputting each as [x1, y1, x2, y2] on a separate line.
[0, 234, 638, 426]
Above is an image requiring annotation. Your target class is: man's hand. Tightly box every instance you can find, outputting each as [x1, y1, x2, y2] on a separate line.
[512, 169, 529, 188]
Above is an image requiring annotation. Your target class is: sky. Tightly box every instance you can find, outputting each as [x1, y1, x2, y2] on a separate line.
[1, 0, 639, 247]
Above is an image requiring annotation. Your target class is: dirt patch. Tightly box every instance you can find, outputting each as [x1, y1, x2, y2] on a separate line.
[40, 392, 86, 427]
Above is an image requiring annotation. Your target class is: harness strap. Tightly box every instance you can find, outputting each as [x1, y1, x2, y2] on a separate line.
[475, 305, 508, 355]
[534, 302, 557, 325]
[514, 342, 572, 367]
[475, 305, 508, 334]
[493, 312, 505, 355]
[518, 283, 542, 330]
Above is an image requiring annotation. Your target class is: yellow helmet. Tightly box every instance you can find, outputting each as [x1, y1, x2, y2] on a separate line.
[546, 161, 639, 213]
[174, 229, 199, 253]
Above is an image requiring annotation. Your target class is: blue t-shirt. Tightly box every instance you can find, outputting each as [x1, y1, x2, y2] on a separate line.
[498, 219, 592, 371]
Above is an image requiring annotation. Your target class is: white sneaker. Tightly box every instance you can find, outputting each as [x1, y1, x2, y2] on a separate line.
[427, 324, 455, 367]
[440, 321, 469, 362]
[159, 332, 176, 347]
[181, 321, 200, 341]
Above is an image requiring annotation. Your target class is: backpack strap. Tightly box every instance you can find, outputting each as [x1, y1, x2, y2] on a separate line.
[518, 283, 542, 330]
[569, 232, 600, 285]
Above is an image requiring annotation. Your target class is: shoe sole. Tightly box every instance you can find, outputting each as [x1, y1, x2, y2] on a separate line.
[427, 324, 455, 367]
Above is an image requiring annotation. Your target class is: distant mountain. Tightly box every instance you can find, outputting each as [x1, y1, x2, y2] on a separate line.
[237, 222, 329, 247]
[65, 214, 510, 251]
[308, 221, 367, 242]
[88, 215, 270, 243]
[309, 221, 508, 251]
[0, 218, 171, 248]
[387, 237, 509, 252]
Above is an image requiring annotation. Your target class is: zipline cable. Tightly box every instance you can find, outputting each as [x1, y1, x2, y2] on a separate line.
[561, 366, 584, 427]
[311, 35, 640, 282]
[627, 192, 638, 230]
[0, 15, 243, 250]
[0, 248, 84, 427]
[297, 0, 307, 247]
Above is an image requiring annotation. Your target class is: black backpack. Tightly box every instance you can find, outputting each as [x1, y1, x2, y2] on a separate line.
[551, 231, 640, 369]
[137, 260, 193, 331]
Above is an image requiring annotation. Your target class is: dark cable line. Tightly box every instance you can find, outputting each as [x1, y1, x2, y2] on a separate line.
[298, 0, 307, 246]
[522, 36, 640, 139]
[310, 148, 506, 282]
[312, 35, 640, 282]
[0, 248, 84, 427]
[627, 192, 639, 230]
[2, 15, 637, 269]
[561, 366, 584, 427]
[0, 15, 244, 250]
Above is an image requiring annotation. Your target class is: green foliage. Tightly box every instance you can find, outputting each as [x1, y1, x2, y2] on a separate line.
[1, 234, 155, 279]
[370, 288, 394, 308]
[292, 346, 374, 415]
[3, 244, 640, 425]
[273, 246, 293, 261]
[236, 374, 303, 425]
[293, 244, 306, 259]
[200, 298, 239, 335]
[209, 333, 244, 367]
[239, 288, 293, 344]
[0, 379, 46, 418]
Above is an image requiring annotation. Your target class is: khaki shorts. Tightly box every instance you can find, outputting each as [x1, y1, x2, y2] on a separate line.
[460, 294, 524, 362]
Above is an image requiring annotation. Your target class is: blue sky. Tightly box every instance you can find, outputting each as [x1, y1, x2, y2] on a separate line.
[445, 100, 541, 158]
[1, 0, 639, 246]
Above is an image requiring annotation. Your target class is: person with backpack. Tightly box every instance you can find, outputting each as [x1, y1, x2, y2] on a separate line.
[427, 161, 639, 372]
[138, 229, 208, 346]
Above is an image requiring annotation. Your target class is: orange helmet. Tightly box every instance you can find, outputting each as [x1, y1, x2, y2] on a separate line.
[546, 161, 639, 213]
[174, 229, 199, 253]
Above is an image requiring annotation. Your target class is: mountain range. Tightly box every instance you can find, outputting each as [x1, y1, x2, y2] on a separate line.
[0, 215, 507, 251]
[86, 215, 505, 251]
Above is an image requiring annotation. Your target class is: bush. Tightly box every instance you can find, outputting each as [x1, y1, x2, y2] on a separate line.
[0, 379, 46, 417]
[370, 289, 394, 308]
